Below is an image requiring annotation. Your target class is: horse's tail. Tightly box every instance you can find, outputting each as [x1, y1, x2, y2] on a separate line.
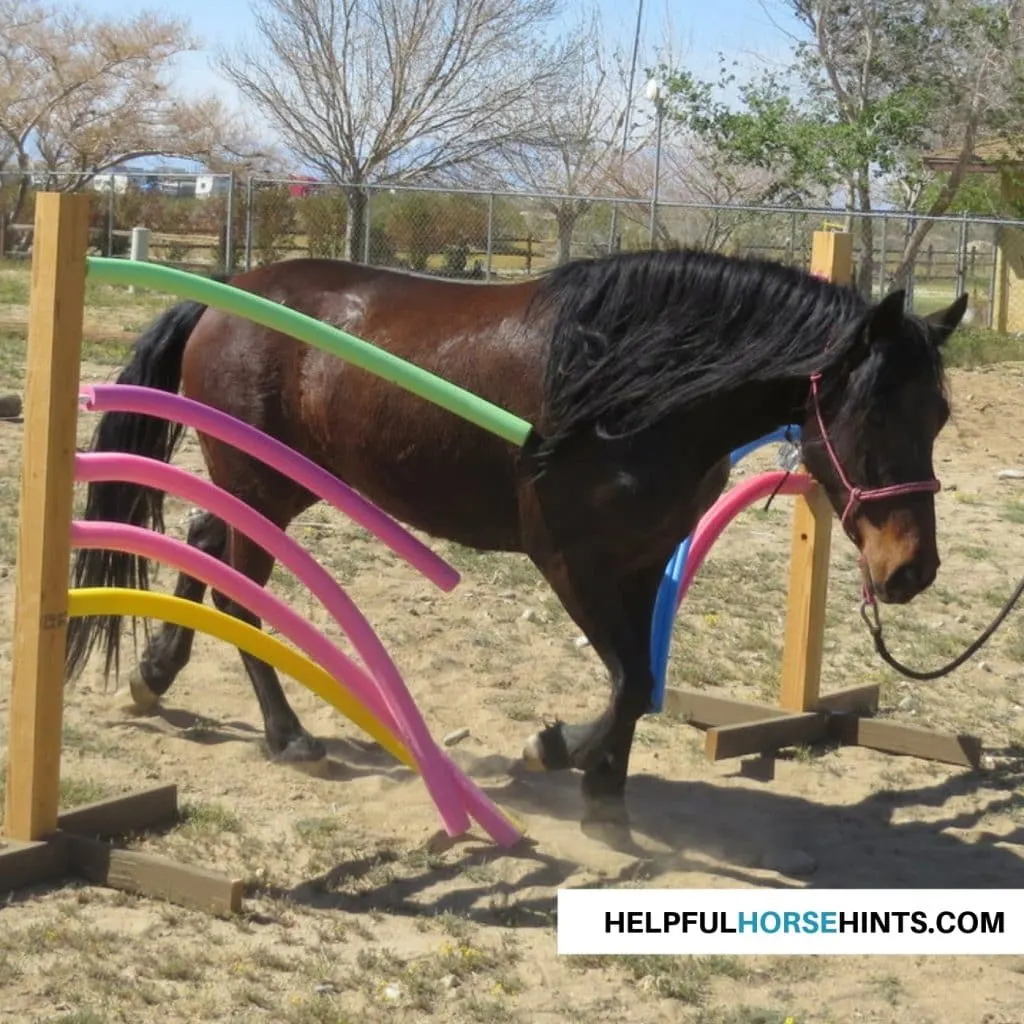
[65, 298, 209, 684]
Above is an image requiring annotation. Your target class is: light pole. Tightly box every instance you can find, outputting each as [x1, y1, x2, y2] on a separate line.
[646, 77, 665, 249]
[606, 0, 644, 254]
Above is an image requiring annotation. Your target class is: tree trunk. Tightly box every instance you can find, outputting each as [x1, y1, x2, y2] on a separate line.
[345, 186, 367, 263]
[855, 175, 875, 299]
[556, 205, 577, 264]
[889, 117, 980, 290]
[1, 161, 32, 242]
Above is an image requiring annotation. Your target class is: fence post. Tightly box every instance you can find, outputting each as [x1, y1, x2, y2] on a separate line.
[485, 192, 495, 282]
[903, 216, 916, 307]
[989, 226, 1001, 330]
[225, 172, 237, 274]
[778, 229, 850, 713]
[954, 211, 969, 300]
[363, 187, 372, 264]
[878, 214, 889, 296]
[105, 185, 115, 257]
[3, 192, 90, 841]
[243, 176, 255, 271]
[127, 226, 150, 295]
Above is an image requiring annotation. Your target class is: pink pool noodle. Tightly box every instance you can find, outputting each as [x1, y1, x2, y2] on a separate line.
[79, 384, 459, 594]
[675, 471, 816, 613]
[70, 520, 520, 846]
[75, 453, 471, 839]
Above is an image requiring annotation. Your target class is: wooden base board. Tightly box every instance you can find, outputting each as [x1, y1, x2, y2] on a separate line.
[663, 685, 983, 769]
[0, 784, 244, 916]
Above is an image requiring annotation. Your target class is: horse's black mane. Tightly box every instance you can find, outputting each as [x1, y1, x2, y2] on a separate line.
[530, 246, 873, 458]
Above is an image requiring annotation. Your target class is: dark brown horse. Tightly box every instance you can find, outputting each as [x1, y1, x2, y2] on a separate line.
[65, 248, 967, 816]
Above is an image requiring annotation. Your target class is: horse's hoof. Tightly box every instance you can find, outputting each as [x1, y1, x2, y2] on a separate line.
[269, 732, 328, 772]
[128, 667, 161, 712]
[522, 722, 572, 772]
[521, 733, 547, 771]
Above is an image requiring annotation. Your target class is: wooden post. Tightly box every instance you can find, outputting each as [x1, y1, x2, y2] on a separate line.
[3, 192, 90, 841]
[779, 483, 833, 711]
[777, 229, 851, 712]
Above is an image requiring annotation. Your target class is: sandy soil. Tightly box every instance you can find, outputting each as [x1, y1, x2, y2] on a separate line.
[2, 348, 1024, 1024]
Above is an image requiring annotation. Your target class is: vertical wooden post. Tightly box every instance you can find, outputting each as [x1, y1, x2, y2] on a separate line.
[3, 193, 90, 842]
[779, 482, 833, 711]
[778, 229, 852, 712]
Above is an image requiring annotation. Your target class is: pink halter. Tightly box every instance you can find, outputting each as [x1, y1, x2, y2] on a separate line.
[809, 371, 941, 536]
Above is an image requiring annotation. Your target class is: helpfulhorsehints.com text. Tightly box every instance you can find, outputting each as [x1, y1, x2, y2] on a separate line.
[604, 909, 1005, 937]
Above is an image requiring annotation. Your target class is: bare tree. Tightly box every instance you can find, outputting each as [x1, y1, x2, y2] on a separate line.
[493, 12, 637, 263]
[217, 0, 574, 260]
[0, 0, 261, 227]
[612, 135, 803, 252]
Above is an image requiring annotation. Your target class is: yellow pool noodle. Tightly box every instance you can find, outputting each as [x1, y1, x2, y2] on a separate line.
[67, 588, 413, 769]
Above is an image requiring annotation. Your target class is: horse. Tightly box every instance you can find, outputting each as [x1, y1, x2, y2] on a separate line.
[64, 247, 967, 817]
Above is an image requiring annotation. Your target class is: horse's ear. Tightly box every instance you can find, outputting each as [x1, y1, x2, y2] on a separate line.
[866, 288, 907, 343]
[925, 292, 969, 344]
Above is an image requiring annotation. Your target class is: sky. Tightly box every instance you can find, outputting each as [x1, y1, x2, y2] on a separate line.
[76, 0, 803, 99]
[73, 0, 805, 171]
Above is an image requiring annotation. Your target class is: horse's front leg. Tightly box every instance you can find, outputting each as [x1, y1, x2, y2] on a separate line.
[521, 558, 664, 811]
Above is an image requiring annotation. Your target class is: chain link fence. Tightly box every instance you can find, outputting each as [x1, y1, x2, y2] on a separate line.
[0, 170, 1016, 329]
[0, 170, 237, 271]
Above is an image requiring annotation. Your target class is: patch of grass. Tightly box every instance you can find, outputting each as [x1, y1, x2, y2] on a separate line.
[154, 951, 205, 982]
[59, 776, 113, 808]
[463, 995, 520, 1023]
[62, 723, 119, 758]
[0, 950, 22, 986]
[294, 816, 343, 843]
[177, 800, 244, 836]
[572, 954, 745, 1005]
[345, 937, 521, 1015]
[948, 542, 992, 562]
[695, 1010, 797, 1024]
[441, 544, 543, 590]
[869, 973, 904, 1005]
[43, 1014, 109, 1024]
[1000, 500, 1024, 525]
[944, 324, 1024, 368]
[282, 994, 356, 1024]
[11, 918, 123, 959]
[1001, 626, 1024, 662]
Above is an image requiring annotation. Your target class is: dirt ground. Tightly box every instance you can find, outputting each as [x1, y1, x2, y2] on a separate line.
[2, 301, 1024, 1023]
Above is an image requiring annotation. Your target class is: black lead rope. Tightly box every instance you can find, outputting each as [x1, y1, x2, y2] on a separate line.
[860, 575, 1024, 681]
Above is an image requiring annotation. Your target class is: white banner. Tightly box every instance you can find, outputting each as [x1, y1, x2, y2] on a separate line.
[557, 889, 1023, 955]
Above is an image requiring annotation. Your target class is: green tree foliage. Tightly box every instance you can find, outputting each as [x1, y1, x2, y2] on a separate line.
[657, 0, 1024, 295]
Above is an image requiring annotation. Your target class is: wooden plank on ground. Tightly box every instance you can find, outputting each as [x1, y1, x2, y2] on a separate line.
[66, 835, 245, 916]
[815, 684, 880, 716]
[706, 712, 829, 761]
[3, 192, 91, 842]
[58, 785, 179, 839]
[0, 838, 68, 893]
[662, 689, 791, 728]
[829, 716, 983, 768]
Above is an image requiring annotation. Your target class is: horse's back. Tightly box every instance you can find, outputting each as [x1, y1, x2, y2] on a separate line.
[179, 258, 548, 547]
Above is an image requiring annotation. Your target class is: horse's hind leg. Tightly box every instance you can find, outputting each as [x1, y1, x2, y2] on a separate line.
[129, 510, 226, 711]
[211, 527, 326, 766]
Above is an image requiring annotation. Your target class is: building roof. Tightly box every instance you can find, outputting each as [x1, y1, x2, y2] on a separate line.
[922, 138, 1024, 174]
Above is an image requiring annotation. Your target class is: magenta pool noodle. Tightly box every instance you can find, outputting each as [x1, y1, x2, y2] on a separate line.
[80, 384, 459, 593]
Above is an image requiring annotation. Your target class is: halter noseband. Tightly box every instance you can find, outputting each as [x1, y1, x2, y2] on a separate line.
[808, 371, 941, 538]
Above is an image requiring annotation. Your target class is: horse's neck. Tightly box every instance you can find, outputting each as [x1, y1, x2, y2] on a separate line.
[691, 376, 809, 463]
